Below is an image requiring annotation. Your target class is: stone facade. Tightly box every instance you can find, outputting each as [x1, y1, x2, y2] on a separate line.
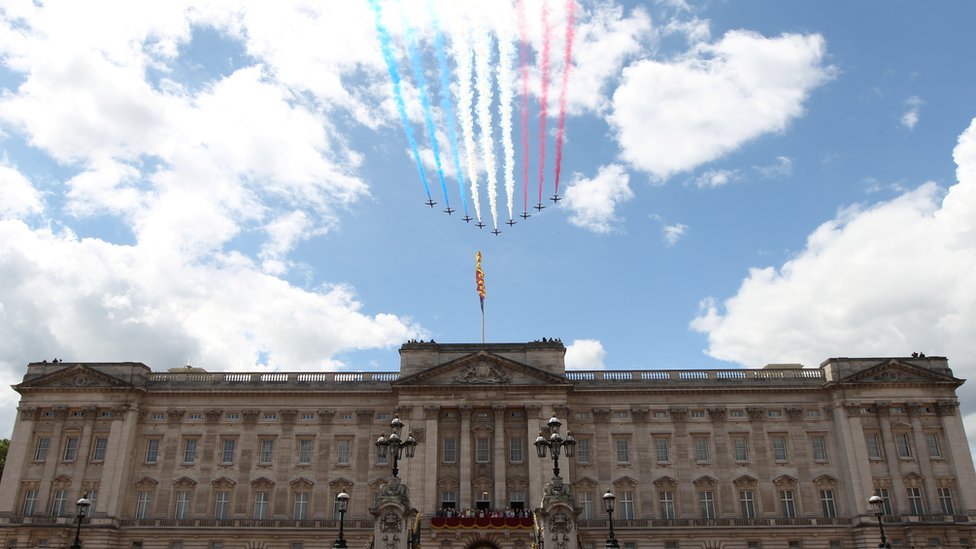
[0, 341, 974, 549]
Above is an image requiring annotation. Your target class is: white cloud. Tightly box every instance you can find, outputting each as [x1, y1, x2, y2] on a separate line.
[0, 161, 43, 218]
[755, 156, 794, 179]
[902, 95, 924, 130]
[562, 164, 634, 233]
[565, 339, 606, 370]
[691, 117, 976, 450]
[662, 223, 688, 246]
[693, 168, 739, 188]
[609, 30, 832, 180]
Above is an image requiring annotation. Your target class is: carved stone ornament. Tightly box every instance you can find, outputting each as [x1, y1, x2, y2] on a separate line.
[936, 401, 959, 416]
[205, 409, 223, 424]
[242, 409, 260, 424]
[541, 476, 574, 508]
[669, 407, 689, 421]
[381, 510, 403, 533]
[281, 410, 298, 424]
[549, 510, 573, 549]
[167, 409, 185, 424]
[592, 408, 611, 422]
[707, 408, 727, 422]
[785, 407, 804, 419]
[746, 407, 766, 420]
[375, 477, 411, 509]
[18, 407, 40, 420]
[631, 408, 650, 422]
[452, 362, 512, 384]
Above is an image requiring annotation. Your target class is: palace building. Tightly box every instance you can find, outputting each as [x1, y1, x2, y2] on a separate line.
[0, 340, 974, 549]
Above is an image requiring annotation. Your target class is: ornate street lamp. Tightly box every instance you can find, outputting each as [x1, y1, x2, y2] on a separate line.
[69, 495, 92, 549]
[868, 495, 892, 549]
[333, 491, 350, 549]
[534, 415, 576, 478]
[603, 488, 620, 549]
[376, 414, 418, 478]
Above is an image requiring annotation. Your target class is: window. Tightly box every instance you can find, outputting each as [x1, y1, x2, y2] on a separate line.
[175, 491, 191, 519]
[145, 439, 160, 464]
[812, 436, 828, 461]
[866, 433, 883, 459]
[337, 439, 351, 465]
[51, 489, 67, 516]
[619, 491, 635, 520]
[291, 544, 303, 549]
[806, 409, 821, 418]
[225, 413, 240, 421]
[22, 489, 38, 516]
[577, 439, 590, 463]
[896, 433, 913, 458]
[301, 412, 315, 421]
[91, 437, 108, 462]
[442, 437, 456, 463]
[254, 492, 269, 519]
[733, 437, 749, 461]
[874, 488, 892, 515]
[579, 491, 593, 520]
[441, 491, 457, 509]
[729, 409, 745, 418]
[259, 439, 274, 464]
[938, 488, 955, 515]
[768, 409, 783, 418]
[780, 490, 796, 518]
[214, 491, 230, 519]
[654, 410, 670, 419]
[182, 439, 198, 464]
[699, 491, 715, 519]
[510, 437, 524, 463]
[927, 434, 943, 458]
[615, 439, 630, 464]
[87, 490, 99, 513]
[293, 492, 309, 520]
[510, 491, 526, 509]
[221, 439, 236, 464]
[263, 413, 277, 421]
[659, 491, 675, 519]
[690, 410, 705, 419]
[820, 490, 836, 518]
[476, 437, 490, 463]
[34, 437, 50, 461]
[211, 543, 223, 549]
[136, 491, 152, 519]
[694, 437, 709, 462]
[63, 436, 79, 461]
[655, 438, 670, 463]
[772, 436, 788, 461]
[376, 443, 388, 465]
[297, 439, 313, 465]
[739, 491, 756, 518]
[908, 487, 925, 515]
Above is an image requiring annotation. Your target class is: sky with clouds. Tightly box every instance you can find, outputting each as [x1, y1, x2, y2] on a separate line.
[1, 0, 976, 457]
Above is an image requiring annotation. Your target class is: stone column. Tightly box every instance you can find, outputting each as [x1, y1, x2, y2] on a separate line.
[102, 404, 140, 518]
[876, 403, 907, 514]
[37, 407, 68, 506]
[460, 406, 472, 509]
[908, 403, 939, 510]
[526, 405, 543, 508]
[423, 406, 440, 514]
[708, 407, 731, 515]
[835, 403, 872, 516]
[936, 401, 976, 512]
[493, 405, 506, 507]
[0, 407, 39, 513]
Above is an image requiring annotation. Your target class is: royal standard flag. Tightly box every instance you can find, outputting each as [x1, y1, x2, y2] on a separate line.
[475, 251, 486, 312]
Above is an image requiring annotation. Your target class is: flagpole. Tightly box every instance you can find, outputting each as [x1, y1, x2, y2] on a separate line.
[482, 303, 485, 344]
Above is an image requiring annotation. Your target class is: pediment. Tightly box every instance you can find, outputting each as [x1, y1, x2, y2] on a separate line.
[394, 351, 570, 387]
[251, 477, 275, 488]
[840, 359, 958, 385]
[17, 365, 136, 390]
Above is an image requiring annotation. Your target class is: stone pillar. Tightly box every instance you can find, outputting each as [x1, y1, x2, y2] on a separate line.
[102, 403, 140, 518]
[527, 405, 544, 508]
[835, 403, 872, 516]
[936, 401, 976, 512]
[460, 406, 472, 509]
[908, 403, 939, 510]
[493, 405, 506, 507]
[371, 477, 419, 549]
[876, 403, 907, 514]
[535, 478, 579, 549]
[423, 406, 440, 514]
[37, 407, 68, 506]
[0, 407, 39, 513]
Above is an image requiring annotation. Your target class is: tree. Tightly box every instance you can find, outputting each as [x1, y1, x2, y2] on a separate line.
[0, 438, 9, 481]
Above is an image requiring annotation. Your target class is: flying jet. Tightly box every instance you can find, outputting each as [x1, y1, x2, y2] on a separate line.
[520, 212, 531, 220]
[462, 215, 473, 223]
[550, 194, 562, 203]
[425, 199, 437, 208]
[491, 229, 502, 236]
[506, 219, 516, 227]
[444, 206, 455, 215]
[535, 202, 546, 211]
[475, 221, 486, 229]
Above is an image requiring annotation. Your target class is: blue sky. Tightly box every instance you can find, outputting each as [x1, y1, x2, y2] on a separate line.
[1, 0, 976, 454]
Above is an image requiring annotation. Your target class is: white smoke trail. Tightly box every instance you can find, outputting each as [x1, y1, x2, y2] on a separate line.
[495, 4, 517, 222]
[452, 15, 482, 222]
[473, 12, 499, 228]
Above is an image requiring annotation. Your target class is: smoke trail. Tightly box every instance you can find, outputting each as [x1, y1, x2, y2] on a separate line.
[370, 0, 433, 203]
[473, 18, 499, 228]
[553, 0, 576, 198]
[402, 6, 451, 209]
[517, 0, 531, 216]
[452, 17, 482, 222]
[428, 1, 468, 217]
[537, 0, 552, 207]
[496, 4, 517, 222]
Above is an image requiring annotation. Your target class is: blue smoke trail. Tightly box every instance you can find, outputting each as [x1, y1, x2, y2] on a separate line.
[370, 0, 432, 203]
[402, 5, 451, 210]
[428, 2, 468, 217]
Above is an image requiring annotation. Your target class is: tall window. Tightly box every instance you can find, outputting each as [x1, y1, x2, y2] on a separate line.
[87, 490, 99, 513]
[145, 439, 160, 464]
[733, 437, 749, 461]
[337, 440, 351, 465]
[293, 492, 309, 520]
[476, 437, 490, 463]
[221, 439, 236, 464]
[259, 439, 275, 464]
[91, 437, 108, 462]
[510, 437, 524, 463]
[811, 436, 828, 461]
[874, 488, 893, 515]
[21, 489, 38, 516]
[63, 436, 79, 461]
[699, 491, 715, 519]
[51, 489, 67, 516]
[739, 491, 756, 518]
[175, 491, 191, 519]
[577, 438, 590, 463]
[615, 439, 630, 464]
[896, 434, 913, 458]
[694, 437, 710, 462]
[927, 434, 943, 458]
[655, 438, 670, 463]
[579, 491, 593, 520]
[780, 490, 796, 518]
[34, 437, 50, 461]
[297, 439, 313, 465]
[441, 491, 457, 509]
[214, 491, 230, 519]
[620, 491, 635, 520]
[136, 491, 152, 519]
[377, 443, 388, 465]
[182, 439, 198, 464]
[938, 488, 955, 515]
[907, 487, 924, 515]
[772, 436, 788, 461]
[866, 433, 883, 459]
[442, 437, 457, 463]
[659, 491, 675, 519]
[820, 490, 836, 518]
[254, 492, 269, 519]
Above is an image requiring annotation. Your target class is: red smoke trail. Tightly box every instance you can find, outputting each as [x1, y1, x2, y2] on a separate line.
[537, 0, 552, 207]
[517, 0, 531, 216]
[553, 0, 576, 198]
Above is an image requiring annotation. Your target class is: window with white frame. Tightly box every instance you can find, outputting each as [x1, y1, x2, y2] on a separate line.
[377, 443, 388, 465]
[214, 491, 230, 519]
[145, 439, 160, 464]
[50, 489, 67, 516]
[63, 436, 79, 461]
[34, 437, 50, 461]
[577, 438, 590, 463]
[175, 491, 191, 519]
[579, 491, 593, 520]
[907, 487, 925, 515]
[772, 436, 788, 461]
[136, 491, 152, 519]
[293, 492, 309, 520]
[734, 437, 749, 461]
[442, 437, 457, 463]
[91, 437, 108, 462]
[694, 437, 710, 462]
[254, 492, 269, 519]
[927, 433, 943, 458]
[655, 438, 670, 463]
[21, 489, 38, 516]
[820, 490, 836, 518]
[659, 491, 675, 519]
[476, 437, 490, 463]
[811, 436, 828, 461]
[297, 439, 313, 465]
[619, 490, 635, 520]
[337, 439, 351, 465]
[699, 491, 715, 519]
[780, 490, 796, 518]
[259, 439, 275, 464]
[510, 437, 524, 463]
[182, 438, 198, 464]
[441, 490, 457, 509]
[896, 433, 913, 458]
[866, 433, 884, 459]
[874, 488, 893, 515]
[739, 491, 756, 518]
[221, 439, 236, 464]
[938, 487, 955, 515]
[615, 439, 630, 464]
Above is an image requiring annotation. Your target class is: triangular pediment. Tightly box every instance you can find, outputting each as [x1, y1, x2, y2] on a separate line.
[840, 359, 959, 386]
[394, 351, 570, 387]
[16, 365, 136, 390]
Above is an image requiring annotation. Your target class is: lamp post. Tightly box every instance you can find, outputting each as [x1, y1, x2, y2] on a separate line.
[868, 495, 892, 549]
[333, 491, 350, 549]
[603, 488, 620, 549]
[69, 495, 91, 549]
[375, 414, 418, 478]
[534, 415, 577, 478]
